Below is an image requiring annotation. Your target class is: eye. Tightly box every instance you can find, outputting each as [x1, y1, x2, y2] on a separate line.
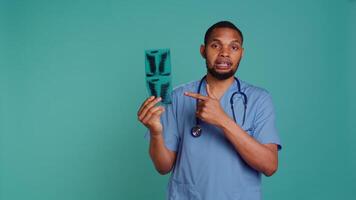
[211, 43, 220, 49]
[231, 45, 240, 51]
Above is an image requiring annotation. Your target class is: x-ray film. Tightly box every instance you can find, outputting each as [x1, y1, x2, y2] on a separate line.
[145, 49, 172, 104]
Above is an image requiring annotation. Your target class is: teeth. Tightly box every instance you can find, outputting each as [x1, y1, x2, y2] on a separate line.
[216, 63, 229, 67]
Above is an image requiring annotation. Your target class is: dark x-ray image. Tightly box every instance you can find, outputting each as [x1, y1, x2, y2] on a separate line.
[145, 49, 172, 104]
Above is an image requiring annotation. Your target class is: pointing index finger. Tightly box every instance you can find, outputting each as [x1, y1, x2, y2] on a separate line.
[184, 92, 209, 101]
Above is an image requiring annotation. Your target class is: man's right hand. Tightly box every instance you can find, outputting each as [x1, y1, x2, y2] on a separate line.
[137, 96, 165, 135]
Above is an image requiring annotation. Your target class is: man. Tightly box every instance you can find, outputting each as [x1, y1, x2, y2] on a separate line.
[137, 21, 282, 200]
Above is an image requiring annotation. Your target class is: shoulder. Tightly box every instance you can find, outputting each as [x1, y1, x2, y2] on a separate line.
[238, 78, 272, 103]
[238, 79, 276, 118]
[171, 80, 200, 97]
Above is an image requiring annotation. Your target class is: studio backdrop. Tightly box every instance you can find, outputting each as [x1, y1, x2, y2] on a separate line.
[1, 0, 355, 199]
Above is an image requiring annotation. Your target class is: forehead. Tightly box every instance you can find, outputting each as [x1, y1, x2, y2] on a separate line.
[207, 27, 242, 44]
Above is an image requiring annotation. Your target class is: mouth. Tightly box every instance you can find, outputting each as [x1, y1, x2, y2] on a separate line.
[214, 59, 232, 70]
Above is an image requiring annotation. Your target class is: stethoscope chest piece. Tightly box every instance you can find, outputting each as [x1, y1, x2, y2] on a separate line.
[191, 126, 202, 137]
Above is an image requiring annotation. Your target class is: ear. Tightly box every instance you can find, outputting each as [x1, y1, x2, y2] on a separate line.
[200, 45, 206, 59]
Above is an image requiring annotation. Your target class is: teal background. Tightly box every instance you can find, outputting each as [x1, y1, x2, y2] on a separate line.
[1, 0, 355, 199]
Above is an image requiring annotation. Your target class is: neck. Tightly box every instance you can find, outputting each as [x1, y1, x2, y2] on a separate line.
[206, 74, 235, 99]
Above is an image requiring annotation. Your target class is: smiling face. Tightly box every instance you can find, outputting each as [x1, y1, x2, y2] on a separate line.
[200, 27, 244, 80]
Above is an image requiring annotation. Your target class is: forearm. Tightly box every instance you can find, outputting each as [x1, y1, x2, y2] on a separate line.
[219, 117, 278, 176]
[149, 132, 175, 175]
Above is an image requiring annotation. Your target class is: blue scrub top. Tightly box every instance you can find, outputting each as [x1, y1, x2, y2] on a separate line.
[145, 77, 282, 200]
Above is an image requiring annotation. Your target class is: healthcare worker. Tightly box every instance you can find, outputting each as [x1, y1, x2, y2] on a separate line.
[137, 21, 282, 200]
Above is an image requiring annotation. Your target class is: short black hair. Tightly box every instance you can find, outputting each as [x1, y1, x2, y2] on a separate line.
[204, 21, 244, 45]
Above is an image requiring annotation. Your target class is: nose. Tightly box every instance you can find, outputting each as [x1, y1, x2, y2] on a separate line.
[219, 46, 230, 57]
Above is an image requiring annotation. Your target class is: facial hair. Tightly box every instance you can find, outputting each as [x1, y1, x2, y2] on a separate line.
[206, 61, 239, 80]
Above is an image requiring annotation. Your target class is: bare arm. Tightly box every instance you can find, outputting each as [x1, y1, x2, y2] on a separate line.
[149, 133, 177, 175]
[138, 96, 176, 175]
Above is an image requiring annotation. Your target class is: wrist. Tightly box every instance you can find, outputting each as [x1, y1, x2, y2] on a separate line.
[150, 131, 162, 138]
[218, 114, 235, 130]
[150, 132, 164, 144]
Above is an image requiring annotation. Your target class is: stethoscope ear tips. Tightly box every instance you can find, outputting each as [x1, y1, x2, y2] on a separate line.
[191, 126, 202, 137]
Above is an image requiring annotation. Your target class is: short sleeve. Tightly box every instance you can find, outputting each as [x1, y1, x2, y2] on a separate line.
[253, 92, 282, 150]
[144, 93, 180, 152]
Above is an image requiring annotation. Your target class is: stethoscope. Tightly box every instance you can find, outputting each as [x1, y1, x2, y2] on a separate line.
[191, 75, 248, 137]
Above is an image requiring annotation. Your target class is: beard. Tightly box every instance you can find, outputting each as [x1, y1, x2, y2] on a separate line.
[206, 61, 239, 80]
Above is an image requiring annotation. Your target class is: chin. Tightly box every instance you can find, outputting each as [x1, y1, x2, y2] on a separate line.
[208, 69, 236, 80]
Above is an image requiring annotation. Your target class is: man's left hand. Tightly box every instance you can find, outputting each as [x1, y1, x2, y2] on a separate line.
[184, 84, 230, 127]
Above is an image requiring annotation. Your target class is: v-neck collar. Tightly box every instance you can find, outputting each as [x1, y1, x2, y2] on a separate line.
[200, 77, 239, 102]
